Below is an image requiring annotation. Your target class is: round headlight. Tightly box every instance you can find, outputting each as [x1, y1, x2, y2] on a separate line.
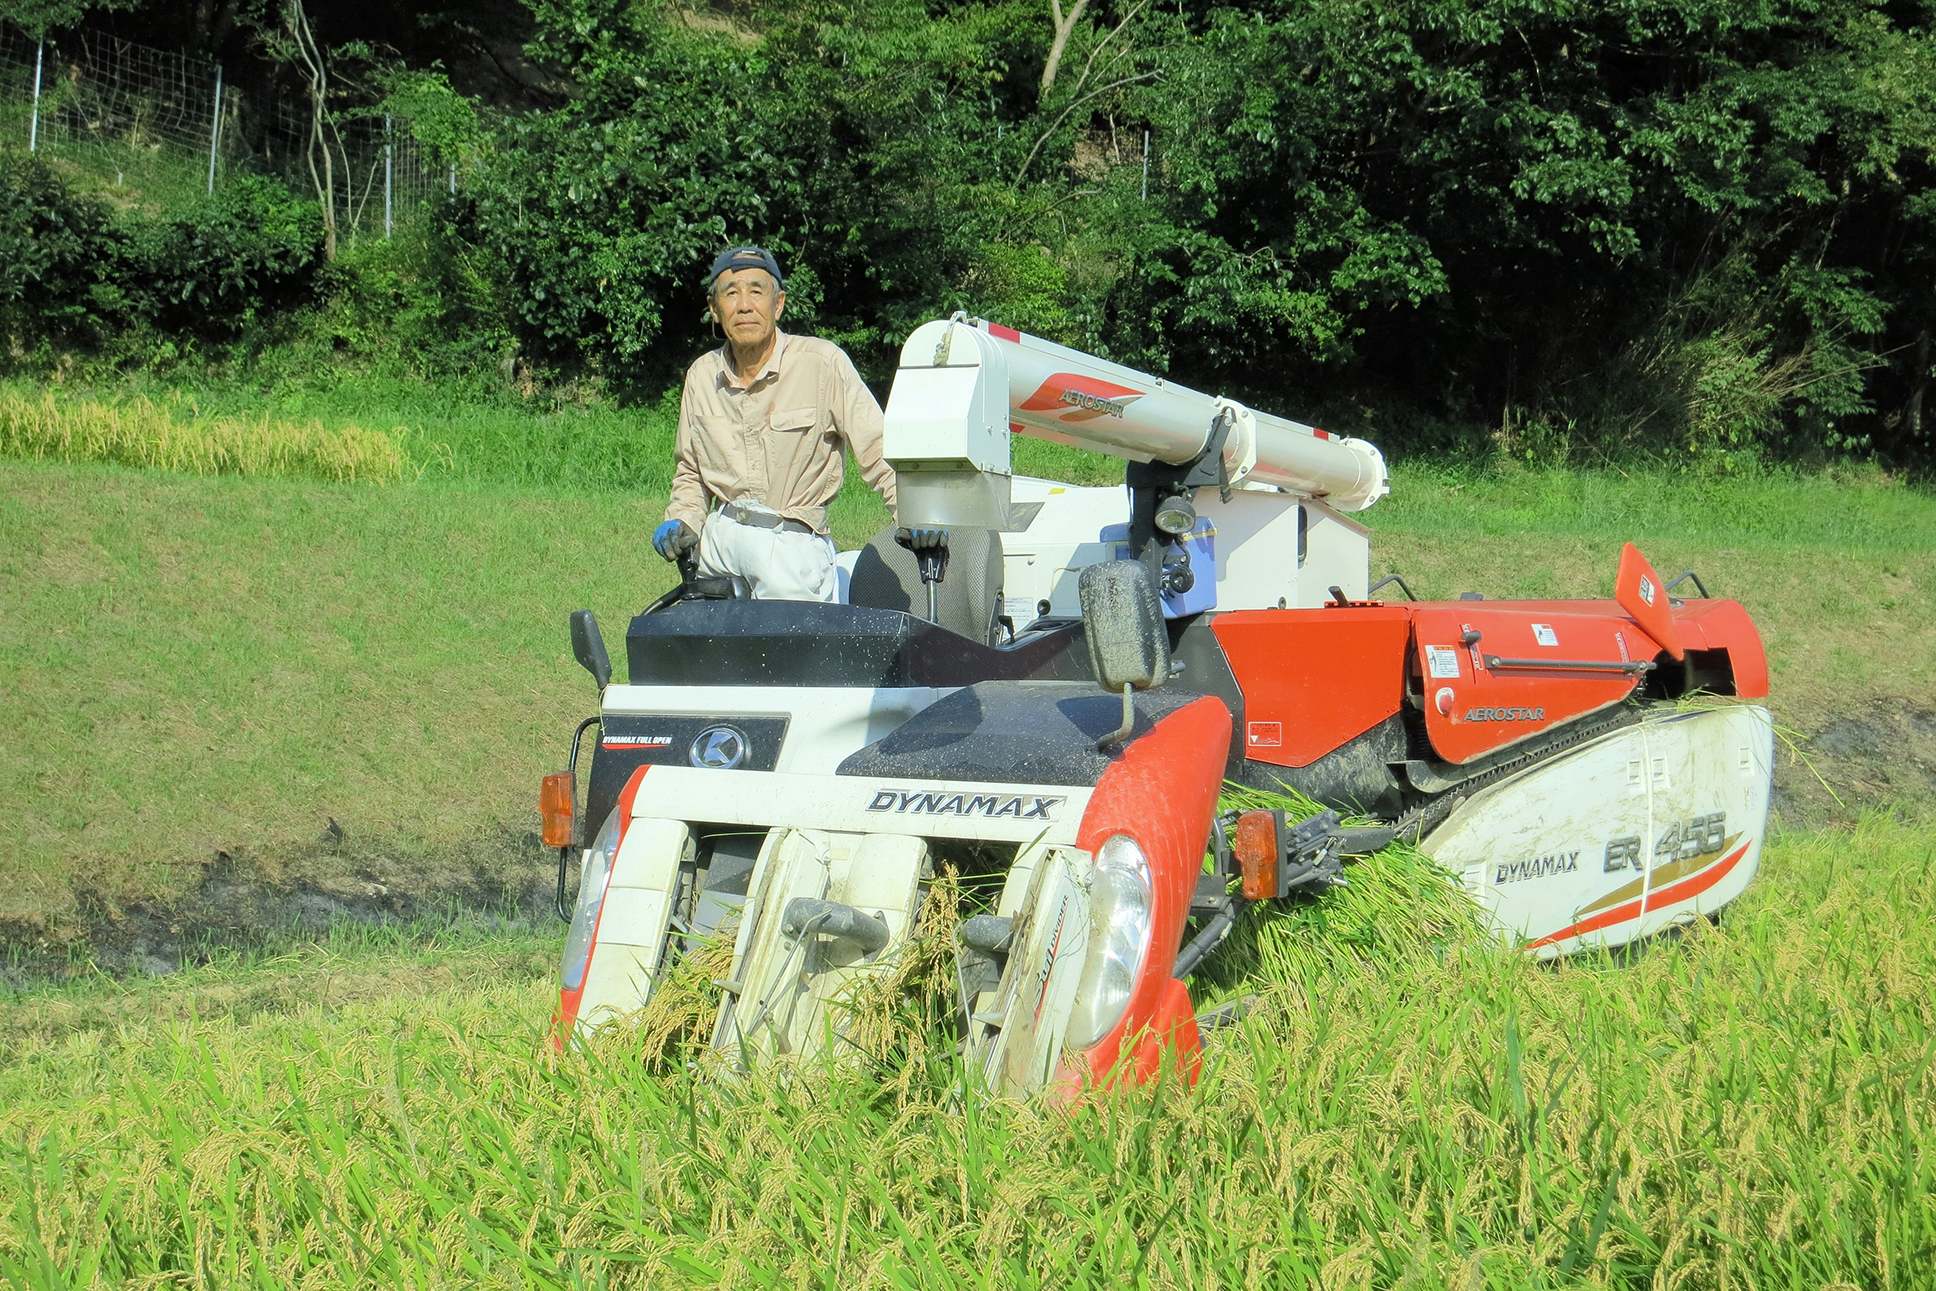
[1064, 834, 1155, 1050]
[560, 805, 622, 991]
[1154, 495, 1197, 536]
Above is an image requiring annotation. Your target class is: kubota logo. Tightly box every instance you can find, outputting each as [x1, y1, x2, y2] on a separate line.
[1019, 374, 1143, 422]
[690, 726, 747, 769]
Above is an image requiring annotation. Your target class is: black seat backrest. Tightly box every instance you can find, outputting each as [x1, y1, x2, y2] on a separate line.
[848, 524, 1005, 645]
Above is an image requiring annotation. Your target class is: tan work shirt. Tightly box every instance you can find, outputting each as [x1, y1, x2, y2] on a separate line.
[666, 330, 896, 536]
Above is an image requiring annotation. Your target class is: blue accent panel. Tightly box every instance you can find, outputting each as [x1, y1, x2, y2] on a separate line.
[1099, 520, 1218, 618]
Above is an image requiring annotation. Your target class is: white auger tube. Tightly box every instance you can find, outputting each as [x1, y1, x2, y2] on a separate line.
[882, 315, 1389, 516]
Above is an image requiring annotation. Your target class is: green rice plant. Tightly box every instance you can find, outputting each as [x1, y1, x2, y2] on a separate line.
[1, 822, 1932, 1287]
[0, 388, 406, 483]
[1197, 785, 1486, 996]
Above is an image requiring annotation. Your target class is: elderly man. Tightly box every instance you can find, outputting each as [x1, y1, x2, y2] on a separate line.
[651, 246, 896, 601]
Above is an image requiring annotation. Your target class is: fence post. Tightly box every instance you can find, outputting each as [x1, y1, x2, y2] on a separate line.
[449, 163, 456, 195]
[384, 115, 393, 239]
[1142, 130, 1150, 201]
[29, 39, 43, 152]
[207, 64, 222, 194]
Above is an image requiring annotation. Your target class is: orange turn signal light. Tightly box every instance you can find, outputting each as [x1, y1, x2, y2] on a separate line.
[540, 772, 576, 848]
[1234, 809, 1282, 900]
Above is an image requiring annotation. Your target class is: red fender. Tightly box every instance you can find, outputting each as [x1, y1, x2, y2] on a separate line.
[1057, 694, 1230, 1092]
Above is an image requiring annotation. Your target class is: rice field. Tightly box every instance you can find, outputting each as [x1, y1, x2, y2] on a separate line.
[2, 818, 1930, 1289]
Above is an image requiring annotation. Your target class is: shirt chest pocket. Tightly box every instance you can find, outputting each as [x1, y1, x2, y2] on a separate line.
[768, 406, 822, 435]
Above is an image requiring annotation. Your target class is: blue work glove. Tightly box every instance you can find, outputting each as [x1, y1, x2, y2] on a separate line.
[653, 519, 698, 561]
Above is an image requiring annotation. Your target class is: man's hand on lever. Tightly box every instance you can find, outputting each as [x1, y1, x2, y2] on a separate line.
[653, 519, 699, 562]
[895, 527, 951, 622]
[895, 526, 948, 552]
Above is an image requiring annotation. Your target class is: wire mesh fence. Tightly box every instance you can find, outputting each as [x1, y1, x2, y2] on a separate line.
[0, 20, 450, 238]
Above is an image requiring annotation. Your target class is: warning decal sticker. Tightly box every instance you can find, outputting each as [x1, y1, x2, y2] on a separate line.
[1426, 645, 1462, 679]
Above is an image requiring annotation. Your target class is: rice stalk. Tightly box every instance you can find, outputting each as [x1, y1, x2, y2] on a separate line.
[836, 867, 965, 1071]
[1198, 783, 1486, 993]
[0, 823, 1930, 1286]
[0, 387, 407, 483]
[606, 930, 738, 1073]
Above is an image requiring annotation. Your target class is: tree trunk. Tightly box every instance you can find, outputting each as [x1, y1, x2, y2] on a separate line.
[1907, 328, 1930, 445]
[287, 0, 336, 260]
[1039, 0, 1089, 102]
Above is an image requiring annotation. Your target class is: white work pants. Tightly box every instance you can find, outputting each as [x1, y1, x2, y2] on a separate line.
[696, 506, 838, 602]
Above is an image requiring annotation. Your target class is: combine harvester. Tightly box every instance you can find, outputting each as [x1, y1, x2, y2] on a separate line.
[542, 316, 1773, 1095]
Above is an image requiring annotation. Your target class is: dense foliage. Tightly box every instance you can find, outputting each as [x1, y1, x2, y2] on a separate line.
[0, 158, 326, 345]
[430, 0, 1936, 465]
[7, 0, 1936, 466]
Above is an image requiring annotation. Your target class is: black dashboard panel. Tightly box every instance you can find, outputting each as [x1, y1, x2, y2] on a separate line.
[836, 681, 1219, 787]
[625, 600, 1090, 689]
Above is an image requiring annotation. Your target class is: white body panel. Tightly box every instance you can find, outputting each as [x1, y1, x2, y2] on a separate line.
[996, 477, 1370, 618]
[968, 842, 1095, 1096]
[575, 818, 693, 1027]
[1424, 706, 1774, 958]
[882, 323, 1016, 529]
[627, 767, 1092, 846]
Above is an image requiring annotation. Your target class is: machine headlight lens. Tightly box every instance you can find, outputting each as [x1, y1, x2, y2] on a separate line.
[1154, 495, 1197, 536]
[1064, 834, 1154, 1050]
[560, 805, 622, 991]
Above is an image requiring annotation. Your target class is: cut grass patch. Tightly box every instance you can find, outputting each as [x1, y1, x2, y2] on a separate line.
[2, 377, 1932, 942]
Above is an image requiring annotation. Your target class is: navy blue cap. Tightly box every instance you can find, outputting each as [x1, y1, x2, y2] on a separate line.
[706, 245, 785, 291]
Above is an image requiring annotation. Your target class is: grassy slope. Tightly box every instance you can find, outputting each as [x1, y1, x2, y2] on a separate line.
[1368, 464, 1936, 714]
[1, 464, 662, 931]
[1, 819, 1930, 1287]
[4, 447, 1933, 935]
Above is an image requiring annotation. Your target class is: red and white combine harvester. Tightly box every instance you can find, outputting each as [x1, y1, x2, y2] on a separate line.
[542, 316, 1773, 1095]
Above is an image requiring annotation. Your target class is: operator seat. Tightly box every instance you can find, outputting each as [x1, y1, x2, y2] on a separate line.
[847, 524, 1005, 645]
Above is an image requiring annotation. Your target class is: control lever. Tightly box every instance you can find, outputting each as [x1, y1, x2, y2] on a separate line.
[679, 551, 736, 601]
[895, 527, 951, 622]
[643, 552, 734, 614]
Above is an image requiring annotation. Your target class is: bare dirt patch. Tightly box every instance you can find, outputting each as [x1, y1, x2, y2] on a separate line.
[2, 823, 560, 988]
[1777, 699, 1936, 819]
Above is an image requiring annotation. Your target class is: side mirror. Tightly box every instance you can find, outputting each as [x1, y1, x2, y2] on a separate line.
[569, 609, 612, 691]
[1079, 560, 1170, 691]
[1079, 562, 1169, 749]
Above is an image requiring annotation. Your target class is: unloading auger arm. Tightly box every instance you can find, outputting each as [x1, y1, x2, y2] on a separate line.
[881, 315, 1391, 555]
